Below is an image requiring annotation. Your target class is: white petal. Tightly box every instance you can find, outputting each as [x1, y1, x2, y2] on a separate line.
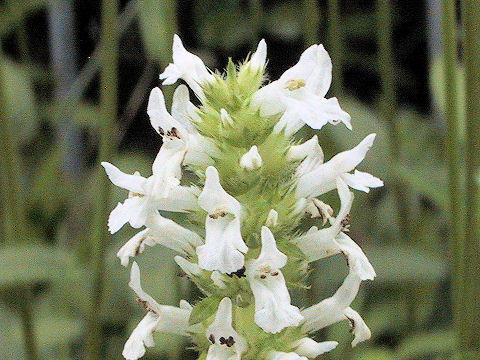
[292, 178, 353, 261]
[296, 134, 376, 197]
[301, 271, 362, 332]
[287, 135, 322, 163]
[159, 63, 182, 85]
[154, 304, 192, 336]
[102, 162, 147, 194]
[220, 108, 234, 126]
[108, 197, 150, 233]
[257, 227, 287, 269]
[156, 185, 200, 212]
[247, 228, 303, 333]
[294, 338, 338, 358]
[344, 307, 371, 347]
[171, 84, 199, 133]
[207, 297, 248, 354]
[197, 217, 247, 273]
[341, 170, 384, 193]
[279, 44, 332, 98]
[150, 138, 186, 193]
[160, 35, 213, 98]
[336, 233, 376, 280]
[129, 262, 162, 313]
[198, 167, 243, 217]
[252, 282, 303, 333]
[250, 39, 267, 70]
[117, 228, 151, 266]
[265, 209, 279, 227]
[239, 145, 263, 170]
[252, 82, 286, 116]
[174, 255, 203, 276]
[184, 134, 219, 167]
[273, 109, 306, 136]
[122, 312, 158, 360]
[144, 211, 203, 255]
[147, 87, 188, 137]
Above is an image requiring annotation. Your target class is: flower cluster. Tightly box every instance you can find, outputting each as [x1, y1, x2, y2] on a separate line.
[103, 35, 383, 360]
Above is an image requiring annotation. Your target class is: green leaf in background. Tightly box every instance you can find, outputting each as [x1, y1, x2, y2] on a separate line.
[30, 146, 69, 220]
[0, 56, 38, 143]
[368, 245, 447, 284]
[396, 329, 455, 359]
[0, 243, 86, 290]
[0, 298, 83, 360]
[353, 348, 396, 360]
[138, 0, 177, 65]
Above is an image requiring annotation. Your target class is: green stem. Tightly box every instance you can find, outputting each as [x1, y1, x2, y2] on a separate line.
[0, 62, 26, 243]
[461, 0, 480, 357]
[327, 0, 343, 95]
[85, 0, 119, 358]
[303, 0, 320, 46]
[19, 288, 40, 360]
[441, 0, 463, 348]
[376, 0, 411, 238]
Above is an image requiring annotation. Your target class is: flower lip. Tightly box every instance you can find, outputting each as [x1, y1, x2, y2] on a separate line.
[206, 297, 248, 353]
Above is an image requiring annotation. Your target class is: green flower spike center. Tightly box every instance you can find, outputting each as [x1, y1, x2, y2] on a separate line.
[102, 35, 383, 360]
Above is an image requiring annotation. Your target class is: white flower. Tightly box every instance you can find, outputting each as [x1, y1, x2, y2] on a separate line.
[148, 85, 218, 167]
[301, 271, 371, 346]
[239, 145, 263, 170]
[206, 297, 247, 360]
[246, 226, 303, 333]
[296, 133, 383, 198]
[174, 255, 203, 277]
[344, 307, 372, 347]
[249, 39, 267, 71]
[287, 135, 324, 178]
[293, 178, 375, 280]
[196, 167, 248, 274]
[102, 161, 198, 233]
[122, 262, 192, 360]
[265, 209, 279, 227]
[304, 198, 333, 224]
[252, 44, 350, 136]
[160, 34, 214, 98]
[267, 351, 307, 360]
[293, 338, 338, 358]
[116, 211, 203, 266]
[220, 108, 234, 126]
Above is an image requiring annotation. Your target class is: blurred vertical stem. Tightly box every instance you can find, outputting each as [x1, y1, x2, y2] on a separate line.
[0, 68, 39, 360]
[461, 0, 480, 358]
[376, 0, 416, 330]
[85, 0, 119, 358]
[0, 67, 26, 242]
[19, 288, 40, 360]
[303, 0, 320, 46]
[327, 0, 343, 95]
[376, 0, 411, 237]
[442, 0, 463, 347]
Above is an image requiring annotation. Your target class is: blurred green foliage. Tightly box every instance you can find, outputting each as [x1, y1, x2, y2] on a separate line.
[0, 0, 458, 359]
